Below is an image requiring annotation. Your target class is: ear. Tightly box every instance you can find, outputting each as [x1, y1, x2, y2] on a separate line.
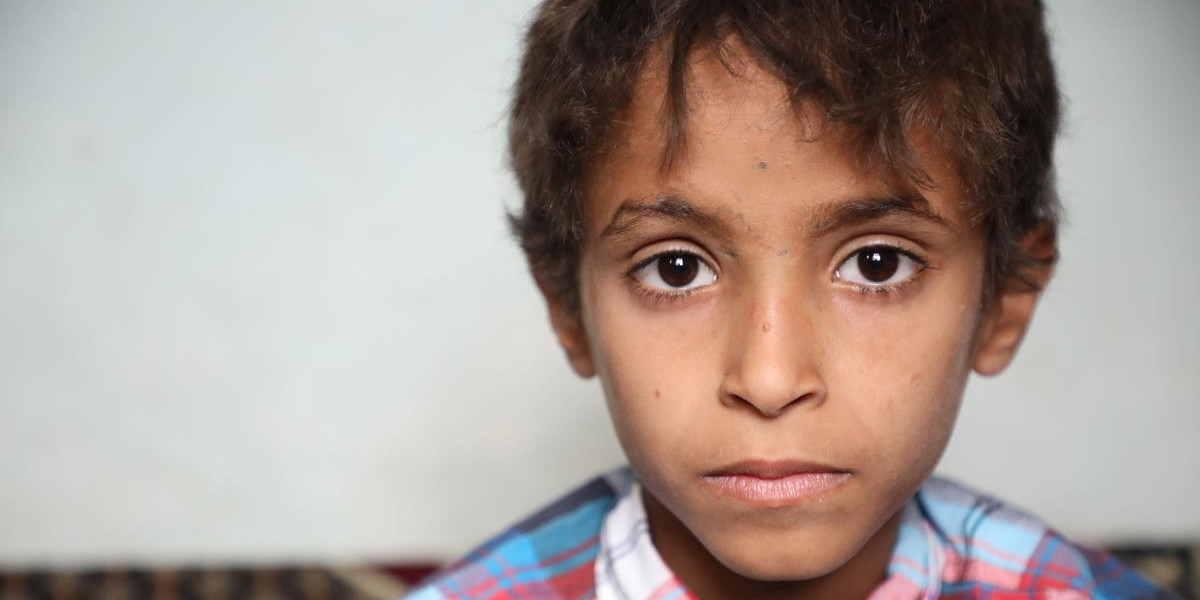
[973, 224, 1057, 376]
[539, 283, 596, 378]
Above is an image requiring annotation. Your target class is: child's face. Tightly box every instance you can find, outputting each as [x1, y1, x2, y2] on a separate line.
[545, 48, 1037, 588]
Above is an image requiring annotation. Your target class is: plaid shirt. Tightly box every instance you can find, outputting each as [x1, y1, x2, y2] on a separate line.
[405, 468, 1177, 600]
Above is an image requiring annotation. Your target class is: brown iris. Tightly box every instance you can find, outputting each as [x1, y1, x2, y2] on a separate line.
[857, 247, 900, 283]
[658, 253, 701, 288]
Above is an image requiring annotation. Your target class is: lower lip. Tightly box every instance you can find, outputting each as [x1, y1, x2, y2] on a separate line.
[704, 472, 850, 506]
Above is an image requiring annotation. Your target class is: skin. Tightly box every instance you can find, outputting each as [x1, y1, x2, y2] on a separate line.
[541, 45, 1051, 600]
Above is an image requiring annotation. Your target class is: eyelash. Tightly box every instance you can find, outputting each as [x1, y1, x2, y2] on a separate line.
[634, 284, 700, 306]
[835, 244, 931, 297]
[624, 243, 931, 303]
[625, 249, 716, 305]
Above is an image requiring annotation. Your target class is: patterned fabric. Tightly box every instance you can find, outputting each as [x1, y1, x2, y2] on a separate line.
[404, 475, 617, 600]
[404, 468, 1180, 600]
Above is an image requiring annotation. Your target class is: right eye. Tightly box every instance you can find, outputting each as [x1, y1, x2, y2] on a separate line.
[631, 251, 718, 292]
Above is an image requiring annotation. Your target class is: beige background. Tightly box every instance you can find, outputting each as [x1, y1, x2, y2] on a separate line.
[0, 0, 1197, 564]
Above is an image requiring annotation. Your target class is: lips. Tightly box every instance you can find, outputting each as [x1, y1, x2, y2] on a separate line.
[703, 459, 851, 506]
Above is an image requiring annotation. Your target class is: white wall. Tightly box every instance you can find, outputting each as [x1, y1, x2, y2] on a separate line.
[0, 0, 1196, 565]
[940, 0, 1200, 544]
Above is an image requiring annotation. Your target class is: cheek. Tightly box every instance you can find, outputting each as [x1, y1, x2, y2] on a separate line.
[828, 288, 981, 466]
[583, 280, 721, 463]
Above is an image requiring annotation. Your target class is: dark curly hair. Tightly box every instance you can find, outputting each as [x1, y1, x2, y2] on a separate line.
[509, 0, 1061, 313]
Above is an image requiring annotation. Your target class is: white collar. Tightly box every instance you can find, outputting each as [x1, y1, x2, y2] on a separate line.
[594, 469, 678, 600]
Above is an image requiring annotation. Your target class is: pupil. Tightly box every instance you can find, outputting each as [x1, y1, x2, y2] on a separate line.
[658, 254, 699, 288]
[857, 248, 899, 282]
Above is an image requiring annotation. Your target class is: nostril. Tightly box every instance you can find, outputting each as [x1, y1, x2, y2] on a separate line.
[720, 392, 742, 409]
[721, 391, 804, 419]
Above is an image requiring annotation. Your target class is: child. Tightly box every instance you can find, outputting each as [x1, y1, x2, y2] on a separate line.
[409, 0, 1179, 598]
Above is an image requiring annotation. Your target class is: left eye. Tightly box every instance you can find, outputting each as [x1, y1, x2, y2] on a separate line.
[632, 251, 718, 291]
[836, 246, 922, 287]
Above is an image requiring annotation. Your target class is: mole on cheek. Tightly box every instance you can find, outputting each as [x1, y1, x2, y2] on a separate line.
[756, 161, 768, 170]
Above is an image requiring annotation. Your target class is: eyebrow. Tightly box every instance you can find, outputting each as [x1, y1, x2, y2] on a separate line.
[807, 192, 953, 235]
[599, 195, 728, 241]
[597, 191, 954, 244]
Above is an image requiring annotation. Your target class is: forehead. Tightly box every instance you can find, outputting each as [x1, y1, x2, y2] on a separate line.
[610, 43, 824, 174]
[582, 44, 972, 238]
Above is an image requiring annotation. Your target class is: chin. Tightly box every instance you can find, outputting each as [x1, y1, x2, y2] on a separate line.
[700, 526, 859, 582]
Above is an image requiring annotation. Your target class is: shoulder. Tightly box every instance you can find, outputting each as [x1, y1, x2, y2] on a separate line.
[916, 476, 1180, 599]
[403, 470, 628, 600]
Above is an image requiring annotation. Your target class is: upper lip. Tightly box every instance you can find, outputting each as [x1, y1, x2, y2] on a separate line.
[705, 459, 850, 479]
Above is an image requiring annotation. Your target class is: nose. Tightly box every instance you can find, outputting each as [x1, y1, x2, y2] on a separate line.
[719, 291, 825, 418]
